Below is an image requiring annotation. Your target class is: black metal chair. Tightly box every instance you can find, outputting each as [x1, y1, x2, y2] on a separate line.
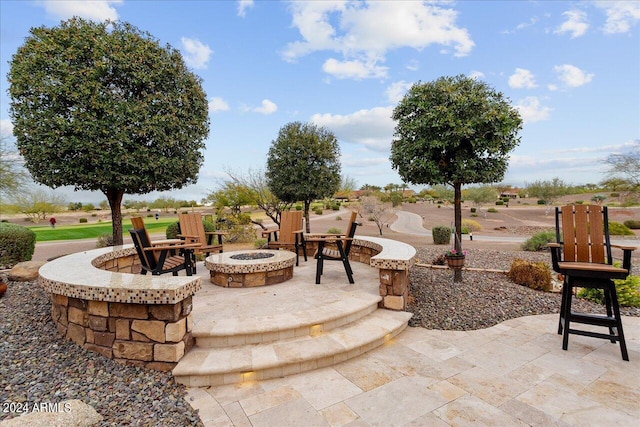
[307, 211, 359, 284]
[549, 205, 635, 361]
[129, 228, 196, 276]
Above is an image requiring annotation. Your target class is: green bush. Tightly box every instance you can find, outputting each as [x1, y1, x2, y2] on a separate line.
[254, 238, 267, 249]
[578, 275, 640, 308]
[165, 222, 180, 239]
[0, 223, 36, 268]
[326, 227, 342, 234]
[537, 199, 546, 205]
[461, 219, 482, 232]
[623, 220, 640, 229]
[608, 221, 634, 236]
[470, 207, 476, 213]
[495, 200, 504, 205]
[487, 208, 498, 213]
[96, 233, 114, 248]
[610, 192, 620, 198]
[295, 204, 302, 211]
[313, 207, 323, 215]
[521, 231, 556, 251]
[432, 226, 452, 245]
[79, 218, 88, 223]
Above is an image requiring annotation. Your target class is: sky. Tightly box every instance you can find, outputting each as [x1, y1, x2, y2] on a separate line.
[1, 0, 639, 205]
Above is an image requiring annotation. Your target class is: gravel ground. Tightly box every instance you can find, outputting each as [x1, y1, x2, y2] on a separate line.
[0, 279, 203, 426]
[408, 247, 640, 330]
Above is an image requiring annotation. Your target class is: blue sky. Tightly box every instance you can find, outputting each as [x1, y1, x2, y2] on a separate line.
[1, 0, 639, 204]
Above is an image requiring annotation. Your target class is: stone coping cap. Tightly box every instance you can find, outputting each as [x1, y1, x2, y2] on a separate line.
[38, 245, 201, 304]
[353, 235, 416, 270]
[205, 249, 296, 274]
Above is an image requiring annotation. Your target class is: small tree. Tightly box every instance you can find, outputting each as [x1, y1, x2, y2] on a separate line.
[391, 75, 522, 282]
[13, 187, 65, 223]
[465, 185, 498, 211]
[525, 178, 569, 213]
[0, 136, 29, 199]
[604, 141, 640, 202]
[359, 196, 392, 235]
[8, 18, 209, 245]
[266, 122, 341, 232]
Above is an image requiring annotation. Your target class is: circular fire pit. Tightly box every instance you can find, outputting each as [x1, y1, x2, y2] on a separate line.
[205, 250, 296, 288]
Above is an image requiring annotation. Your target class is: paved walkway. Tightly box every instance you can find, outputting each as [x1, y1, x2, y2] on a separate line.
[185, 312, 639, 426]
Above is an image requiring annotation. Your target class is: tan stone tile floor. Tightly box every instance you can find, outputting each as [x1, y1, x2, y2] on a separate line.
[185, 260, 640, 426]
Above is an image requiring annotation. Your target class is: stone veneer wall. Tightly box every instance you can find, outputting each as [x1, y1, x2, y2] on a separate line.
[47, 250, 194, 371]
[305, 240, 412, 311]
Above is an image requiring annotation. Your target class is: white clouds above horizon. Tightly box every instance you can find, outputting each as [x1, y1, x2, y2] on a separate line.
[253, 99, 278, 115]
[385, 81, 413, 104]
[39, 0, 121, 21]
[282, 1, 473, 80]
[508, 68, 537, 89]
[515, 97, 551, 123]
[595, 1, 640, 34]
[311, 106, 394, 152]
[0, 119, 14, 138]
[553, 64, 594, 88]
[180, 37, 212, 69]
[555, 10, 589, 38]
[208, 97, 229, 113]
[237, 0, 254, 18]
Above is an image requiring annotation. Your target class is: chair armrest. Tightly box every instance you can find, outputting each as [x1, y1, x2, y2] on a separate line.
[143, 243, 199, 252]
[611, 244, 636, 272]
[204, 231, 227, 245]
[177, 233, 199, 240]
[547, 242, 562, 273]
[611, 244, 637, 251]
[150, 239, 183, 247]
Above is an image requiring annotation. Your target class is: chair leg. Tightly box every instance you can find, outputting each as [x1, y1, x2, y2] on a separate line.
[609, 286, 629, 361]
[558, 277, 569, 335]
[603, 286, 616, 343]
[562, 279, 573, 351]
[337, 242, 354, 284]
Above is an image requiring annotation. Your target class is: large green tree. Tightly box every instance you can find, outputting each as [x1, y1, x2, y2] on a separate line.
[8, 18, 209, 244]
[391, 75, 522, 281]
[266, 122, 341, 232]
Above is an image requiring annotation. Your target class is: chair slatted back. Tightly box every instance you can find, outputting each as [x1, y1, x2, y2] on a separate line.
[130, 228, 158, 270]
[343, 211, 359, 255]
[130, 216, 153, 245]
[279, 211, 303, 245]
[558, 205, 611, 264]
[178, 213, 205, 245]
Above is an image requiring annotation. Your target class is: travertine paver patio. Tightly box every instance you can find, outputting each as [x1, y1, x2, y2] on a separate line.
[184, 259, 640, 426]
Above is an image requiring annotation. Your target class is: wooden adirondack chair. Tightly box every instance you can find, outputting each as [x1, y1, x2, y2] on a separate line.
[307, 211, 359, 284]
[130, 216, 182, 247]
[129, 228, 196, 276]
[549, 205, 635, 361]
[261, 210, 307, 266]
[177, 213, 225, 273]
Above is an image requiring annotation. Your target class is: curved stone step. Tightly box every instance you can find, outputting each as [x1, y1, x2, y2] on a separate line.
[192, 293, 382, 348]
[173, 309, 412, 387]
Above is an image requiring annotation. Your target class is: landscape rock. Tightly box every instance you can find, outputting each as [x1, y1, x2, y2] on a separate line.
[7, 261, 46, 282]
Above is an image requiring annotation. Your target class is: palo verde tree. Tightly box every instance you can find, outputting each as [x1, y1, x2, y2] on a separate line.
[8, 18, 209, 245]
[390, 75, 522, 281]
[266, 122, 341, 232]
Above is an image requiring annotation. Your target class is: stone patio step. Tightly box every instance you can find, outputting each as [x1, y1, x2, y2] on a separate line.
[192, 293, 382, 348]
[173, 309, 412, 387]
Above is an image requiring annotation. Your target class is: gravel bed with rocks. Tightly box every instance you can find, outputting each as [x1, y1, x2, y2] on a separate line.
[0, 279, 203, 426]
[408, 247, 640, 330]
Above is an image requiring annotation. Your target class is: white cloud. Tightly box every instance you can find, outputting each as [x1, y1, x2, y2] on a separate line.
[555, 10, 589, 38]
[0, 119, 14, 138]
[253, 99, 278, 115]
[508, 68, 537, 89]
[208, 97, 229, 113]
[469, 70, 485, 80]
[405, 59, 419, 71]
[311, 106, 394, 151]
[237, 0, 254, 17]
[595, 1, 640, 34]
[282, 1, 473, 79]
[180, 37, 213, 69]
[40, 0, 121, 21]
[385, 81, 413, 104]
[553, 64, 594, 87]
[322, 58, 388, 80]
[515, 97, 551, 123]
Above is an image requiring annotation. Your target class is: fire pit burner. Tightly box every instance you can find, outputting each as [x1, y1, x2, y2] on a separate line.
[230, 252, 275, 261]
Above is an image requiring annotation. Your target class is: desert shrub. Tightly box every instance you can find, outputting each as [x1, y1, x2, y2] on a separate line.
[574, 200, 584, 205]
[623, 220, 640, 229]
[295, 204, 302, 211]
[96, 233, 114, 248]
[507, 259, 552, 292]
[578, 275, 640, 308]
[470, 213, 479, 217]
[608, 221, 633, 236]
[502, 197, 510, 203]
[254, 238, 267, 249]
[495, 200, 504, 205]
[521, 231, 556, 251]
[91, 213, 97, 217]
[79, 218, 88, 223]
[431, 254, 446, 265]
[0, 223, 36, 268]
[335, 215, 342, 221]
[610, 192, 620, 197]
[326, 227, 342, 234]
[537, 199, 546, 205]
[165, 222, 179, 239]
[432, 226, 452, 245]
[470, 207, 476, 213]
[461, 219, 482, 232]
[407, 197, 417, 203]
[313, 207, 323, 215]
[487, 208, 498, 213]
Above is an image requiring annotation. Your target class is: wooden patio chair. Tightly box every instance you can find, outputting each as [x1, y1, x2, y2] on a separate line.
[177, 213, 225, 273]
[130, 216, 182, 247]
[129, 228, 197, 276]
[261, 210, 307, 266]
[549, 205, 635, 361]
[307, 211, 359, 284]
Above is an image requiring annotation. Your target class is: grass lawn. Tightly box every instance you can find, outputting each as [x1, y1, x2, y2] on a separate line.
[29, 217, 178, 242]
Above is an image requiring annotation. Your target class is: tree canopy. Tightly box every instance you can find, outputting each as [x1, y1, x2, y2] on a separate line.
[390, 75, 522, 281]
[266, 122, 341, 232]
[8, 18, 209, 244]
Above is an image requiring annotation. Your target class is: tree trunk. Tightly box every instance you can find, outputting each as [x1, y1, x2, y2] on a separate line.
[105, 188, 125, 246]
[453, 183, 463, 283]
[304, 200, 311, 233]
